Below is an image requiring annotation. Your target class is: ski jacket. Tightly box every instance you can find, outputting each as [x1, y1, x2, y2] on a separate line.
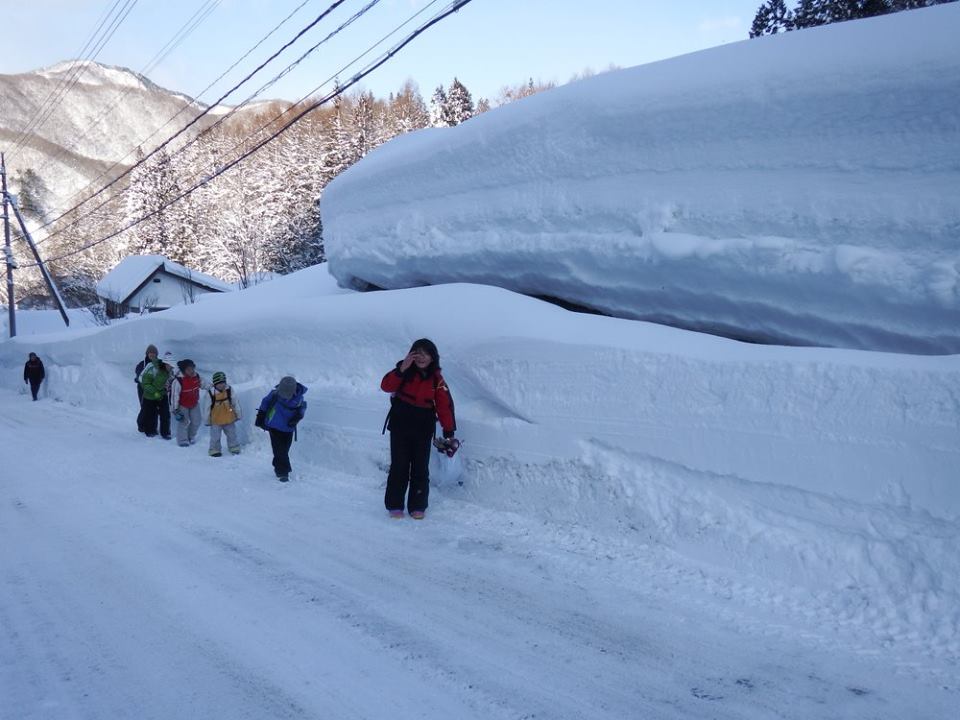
[134, 355, 151, 385]
[138, 360, 171, 401]
[169, 374, 202, 410]
[24, 358, 45, 383]
[381, 366, 456, 437]
[258, 383, 308, 433]
[204, 385, 241, 425]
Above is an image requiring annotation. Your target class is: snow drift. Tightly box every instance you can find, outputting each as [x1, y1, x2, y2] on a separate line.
[322, 4, 960, 354]
[1, 266, 958, 660]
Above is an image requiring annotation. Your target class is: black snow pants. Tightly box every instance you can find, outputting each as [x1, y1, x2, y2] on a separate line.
[385, 417, 434, 513]
[136, 384, 146, 432]
[141, 397, 171, 438]
[28, 379, 42, 401]
[269, 429, 294, 477]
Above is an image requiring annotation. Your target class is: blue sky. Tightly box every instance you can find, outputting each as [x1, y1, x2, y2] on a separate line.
[1, 0, 763, 104]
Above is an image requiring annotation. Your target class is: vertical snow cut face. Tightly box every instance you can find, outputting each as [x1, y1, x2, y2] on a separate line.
[322, 3, 960, 354]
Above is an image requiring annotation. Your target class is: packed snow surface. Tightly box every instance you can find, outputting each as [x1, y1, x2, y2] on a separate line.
[1, 265, 957, 717]
[0, 307, 98, 337]
[323, 4, 960, 354]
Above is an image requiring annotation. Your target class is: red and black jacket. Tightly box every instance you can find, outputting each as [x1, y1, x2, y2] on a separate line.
[381, 365, 456, 437]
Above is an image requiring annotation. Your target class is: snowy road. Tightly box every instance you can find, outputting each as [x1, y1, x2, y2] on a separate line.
[1, 391, 954, 720]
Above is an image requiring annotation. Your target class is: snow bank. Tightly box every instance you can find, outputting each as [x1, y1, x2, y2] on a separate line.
[1, 267, 957, 655]
[0, 308, 99, 337]
[322, 4, 960, 354]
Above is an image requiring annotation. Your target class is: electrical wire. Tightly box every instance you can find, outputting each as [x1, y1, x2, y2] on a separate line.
[39, 0, 316, 219]
[5, 0, 125, 155]
[30, 0, 475, 267]
[205, 0, 441, 177]
[35, 0, 350, 239]
[7, 0, 140, 159]
[36, 0, 385, 246]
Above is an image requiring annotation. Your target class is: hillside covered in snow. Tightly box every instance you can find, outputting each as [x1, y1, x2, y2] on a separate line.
[323, 3, 960, 354]
[0, 60, 287, 211]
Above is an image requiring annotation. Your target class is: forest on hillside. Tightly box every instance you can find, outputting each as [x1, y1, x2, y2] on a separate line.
[11, 74, 563, 308]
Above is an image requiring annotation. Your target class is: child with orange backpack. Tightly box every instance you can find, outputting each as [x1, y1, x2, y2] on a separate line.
[203, 371, 242, 457]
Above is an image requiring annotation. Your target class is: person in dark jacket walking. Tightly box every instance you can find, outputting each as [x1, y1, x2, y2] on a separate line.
[135, 344, 158, 432]
[23, 352, 45, 401]
[137, 352, 174, 439]
[380, 338, 456, 519]
[255, 376, 307, 482]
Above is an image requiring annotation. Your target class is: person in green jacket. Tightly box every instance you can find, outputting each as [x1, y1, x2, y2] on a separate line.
[137, 352, 174, 439]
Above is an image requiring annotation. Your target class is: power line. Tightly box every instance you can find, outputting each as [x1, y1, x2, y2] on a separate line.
[141, 0, 221, 79]
[163, 0, 442, 201]
[128, 0, 386, 198]
[34, 0, 351, 242]
[14, 0, 140, 156]
[5, 0, 123, 155]
[39, 0, 314, 219]
[33, 0, 224, 217]
[32, 0, 476, 267]
[7, 0, 140, 159]
[36, 0, 380, 247]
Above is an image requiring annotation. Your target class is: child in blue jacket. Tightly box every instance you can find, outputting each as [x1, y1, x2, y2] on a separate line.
[255, 376, 307, 482]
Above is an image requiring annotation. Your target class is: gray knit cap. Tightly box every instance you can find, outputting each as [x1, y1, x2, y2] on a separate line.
[277, 376, 297, 400]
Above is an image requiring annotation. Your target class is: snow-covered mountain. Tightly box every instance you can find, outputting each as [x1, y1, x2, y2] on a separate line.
[0, 60, 287, 211]
[323, 3, 960, 355]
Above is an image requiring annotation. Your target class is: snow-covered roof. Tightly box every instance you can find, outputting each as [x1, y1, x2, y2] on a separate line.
[96, 255, 231, 302]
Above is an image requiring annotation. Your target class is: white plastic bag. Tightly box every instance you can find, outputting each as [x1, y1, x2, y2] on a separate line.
[430, 442, 465, 488]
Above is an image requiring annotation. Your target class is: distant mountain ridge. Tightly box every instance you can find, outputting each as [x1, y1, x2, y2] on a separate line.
[0, 59, 285, 216]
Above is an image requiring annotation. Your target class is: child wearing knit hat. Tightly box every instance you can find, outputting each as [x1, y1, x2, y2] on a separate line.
[203, 371, 242, 457]
[169, 359, 203, 447]
[134, 344, 159, 433]
[254, 376, 308, 482]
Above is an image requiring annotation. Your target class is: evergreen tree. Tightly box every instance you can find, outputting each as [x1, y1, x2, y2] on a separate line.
[792, 0, 832, 27]
[429, 85, 448, 127]
[444, 77, 475, 126]
[351, 91, 377, 162]
[389, 80, 430, 134]
[14, 168, 50, 221]
[750, 0, 794, 36]
[321, 92, 354, 178]
[753, 0, 957, 36]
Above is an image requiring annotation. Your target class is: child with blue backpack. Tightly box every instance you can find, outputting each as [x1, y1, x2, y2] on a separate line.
[255, 376, 307, 482]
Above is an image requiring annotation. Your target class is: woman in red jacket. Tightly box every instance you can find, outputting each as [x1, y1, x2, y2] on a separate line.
[381, 338, 456, 519]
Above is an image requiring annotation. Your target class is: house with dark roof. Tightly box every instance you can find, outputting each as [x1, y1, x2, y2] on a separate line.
[95, 255, 231, 319]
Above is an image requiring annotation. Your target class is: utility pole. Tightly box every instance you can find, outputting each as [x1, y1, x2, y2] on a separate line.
[2, 153, 16, 338]
[8, 195, 70, 328]
[1, 153, 69, 334]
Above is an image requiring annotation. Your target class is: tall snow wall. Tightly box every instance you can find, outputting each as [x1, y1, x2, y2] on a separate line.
[322, 4, 960, 354]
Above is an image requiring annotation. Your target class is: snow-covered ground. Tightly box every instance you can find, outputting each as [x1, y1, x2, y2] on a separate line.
[1, 265, 957, 718]
[323, 3, 960, 355]
[0, 307, 99, 338]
